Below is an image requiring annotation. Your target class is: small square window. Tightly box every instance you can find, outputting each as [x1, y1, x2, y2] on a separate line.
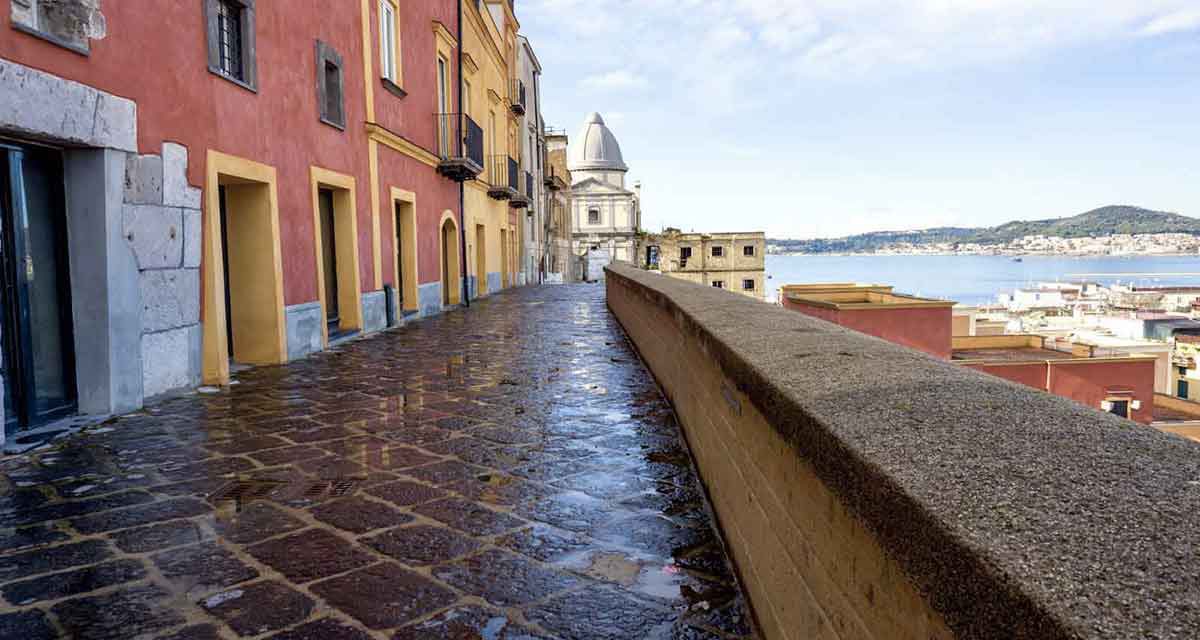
[680, 247, 693, 259]
[588, 209, 600, 225]
[712, 281, 725, 289]
[380, 0, 399, 82]
[743, 279, 756, 290]
[743, 245, 756, 257]
[316, 41, 345, 129]
[206, 0, 257, 90]
[711, 246, 724, 257]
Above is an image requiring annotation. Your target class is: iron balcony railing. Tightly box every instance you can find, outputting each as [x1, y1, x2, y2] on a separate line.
[510, 79, 527, 115]
[434, 113, 484, 178]
[487, 155, 518, 200]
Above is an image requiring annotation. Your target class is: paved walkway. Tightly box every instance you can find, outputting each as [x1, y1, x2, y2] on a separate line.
[0, 285, 757, 640]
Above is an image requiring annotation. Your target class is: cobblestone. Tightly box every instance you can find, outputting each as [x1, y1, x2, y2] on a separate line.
[0, 285, 757, 639]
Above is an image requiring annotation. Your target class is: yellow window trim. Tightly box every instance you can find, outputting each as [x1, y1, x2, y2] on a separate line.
[380, 0, 404, 88]
[462, 52, 479, 75]
[202, 150, 287, 385]
[310, 166, 365, 347]
[359, 0, 376, 121]
[432, 20, 457, 49]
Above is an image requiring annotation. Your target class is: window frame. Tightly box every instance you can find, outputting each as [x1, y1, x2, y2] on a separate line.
[743, 279, 756, 291]
[712, 281, 725, 289]
[587, 208, 600, 225]
[205, 0, 257, 91]
[711, 245, 724, 258]
[379, 0, 401, 86]
[315, 41, 346, 130]
[680, 246, 693, 260]
[743, 245, 756, 257]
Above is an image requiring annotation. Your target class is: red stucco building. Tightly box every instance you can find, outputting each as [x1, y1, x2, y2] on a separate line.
[0, 0, 502, 446]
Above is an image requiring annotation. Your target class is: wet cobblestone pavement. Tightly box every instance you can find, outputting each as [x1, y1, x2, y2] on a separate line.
[0, 285, 758, 640]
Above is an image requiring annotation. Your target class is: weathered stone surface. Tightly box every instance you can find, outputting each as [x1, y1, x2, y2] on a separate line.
[393, 605, 553, 639]
[183, 209, 202, 268]
[70, 497, 211, 534]
[211, 501, 306, 544]
[109, 518, 205, 553]
[525, 587, 676, 640]
[202, 580, 315, 637]
[124, 153, 163, 204]
[417, 282, 443, 317]
[310, 496, 412, 533]
[246, 528, 374, 583]
[361, 291, 387, 333]
[286, 302, 324, 361]
[162, 142, 201, 208]
[0, 610, 56, 640]
[151, 541, 258, 594]
[414, 497, 526, 536]
[51, 584, 186, 640]
[363, 524, 480, 566]
[0, 539, 113, 583]
[0, 523, 70, 552]
[311, 562, 457, 630]
[142, 325, 200, 397]
[122, 203, 181, 269]
[264, 618, 373, 640]
[139, 268, 200, 331]
[0, 58, 136, 151]
[432, 548, 582, 607]
[0, 558, 146, 605]
[364, 480, 447, 506]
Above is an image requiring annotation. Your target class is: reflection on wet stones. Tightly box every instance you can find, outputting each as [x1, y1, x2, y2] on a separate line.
[0, 285, 756, 640]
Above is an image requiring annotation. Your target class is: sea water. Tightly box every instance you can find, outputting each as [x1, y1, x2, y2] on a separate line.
[766, 254, 1200, 305]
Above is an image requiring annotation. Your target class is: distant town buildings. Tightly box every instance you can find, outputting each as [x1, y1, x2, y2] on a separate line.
[769, 233, 1200, 257]
[637, 230, 767, 299]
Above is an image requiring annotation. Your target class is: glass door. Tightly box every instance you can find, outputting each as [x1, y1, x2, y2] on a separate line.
[1, 143, 77, 435]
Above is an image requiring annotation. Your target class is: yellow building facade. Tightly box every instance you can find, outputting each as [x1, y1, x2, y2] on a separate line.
[462, 0, 521, 298]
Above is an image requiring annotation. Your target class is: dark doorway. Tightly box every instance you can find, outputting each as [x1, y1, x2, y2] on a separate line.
[1108, 400, 1130, 419]
[218, 185, 234, 358]
[318, 189, 340, 333]
[1178, 379, 1189, 399]
[0, 142, 77, 435]
[394, 202, 404, 310]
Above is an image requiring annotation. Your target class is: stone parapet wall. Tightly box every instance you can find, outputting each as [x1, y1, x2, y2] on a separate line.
[605, 261, 1200, 640]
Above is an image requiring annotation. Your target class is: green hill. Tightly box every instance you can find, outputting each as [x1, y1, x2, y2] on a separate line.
[771, 206, 1200, 254]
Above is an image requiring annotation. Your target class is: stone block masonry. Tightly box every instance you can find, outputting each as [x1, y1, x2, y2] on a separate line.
[606, 262, 1200, 640]
[124, 142, 203, 398]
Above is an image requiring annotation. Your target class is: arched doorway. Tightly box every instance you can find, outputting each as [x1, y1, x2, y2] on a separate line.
[440, 214, 461, 306]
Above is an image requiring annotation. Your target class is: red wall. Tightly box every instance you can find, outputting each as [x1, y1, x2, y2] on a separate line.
[963, 360, 1155, 424]
[0, 0, 458, 301]
[782, 299, 952, 359]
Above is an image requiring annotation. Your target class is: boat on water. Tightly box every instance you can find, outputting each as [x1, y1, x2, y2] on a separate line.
[1012, 257, 1023, 262]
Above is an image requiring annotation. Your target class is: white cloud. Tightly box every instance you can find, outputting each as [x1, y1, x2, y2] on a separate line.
[580, 70, 649, 91]
[1139, 9, 1200, 36]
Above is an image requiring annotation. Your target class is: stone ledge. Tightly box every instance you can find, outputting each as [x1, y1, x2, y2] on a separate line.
[605, 261, 1200, 640]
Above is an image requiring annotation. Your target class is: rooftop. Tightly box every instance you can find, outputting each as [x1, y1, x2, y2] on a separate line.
[784, 285, 954, 310]
[951, 345, 1078, 362]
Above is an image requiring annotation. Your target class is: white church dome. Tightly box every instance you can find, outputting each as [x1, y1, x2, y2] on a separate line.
[568, 112, 628, 172]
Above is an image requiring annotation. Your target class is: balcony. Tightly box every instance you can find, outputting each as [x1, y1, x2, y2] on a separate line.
[510, 79, 526, 116]
[486, 155, 518, 200]
[434, 113, 484, 181]
[543, 165, 568, 192]
[510, 170, 533, 209]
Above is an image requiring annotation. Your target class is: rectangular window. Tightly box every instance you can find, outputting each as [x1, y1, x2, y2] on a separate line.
[436, 56, 449, 113]
[743, 279, 756, 291]
[206, 0, 256, 89]
[588, 209, 600, 225]
[217, 1, 243, 80]
[711, 246, 723, 257]
[680, 247, 693, 259]
[712, 281, 725, 289]
[380, 0, 398, 82]
[743, 245, 756, 257]
[316, 41, 345, 129]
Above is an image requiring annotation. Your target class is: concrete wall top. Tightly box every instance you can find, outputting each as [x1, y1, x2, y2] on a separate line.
[605, 261, 1200, 640]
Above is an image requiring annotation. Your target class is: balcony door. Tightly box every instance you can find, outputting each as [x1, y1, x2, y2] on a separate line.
[1, 142, 77, 435]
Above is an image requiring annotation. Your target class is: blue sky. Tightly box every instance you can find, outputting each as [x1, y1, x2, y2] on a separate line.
[518, 1, 1200, 239]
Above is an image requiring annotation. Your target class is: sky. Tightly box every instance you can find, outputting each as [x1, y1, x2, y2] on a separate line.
[517, 0, 1200, 239]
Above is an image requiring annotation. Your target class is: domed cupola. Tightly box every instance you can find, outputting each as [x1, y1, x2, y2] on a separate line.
[568, 112, 628, 172]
